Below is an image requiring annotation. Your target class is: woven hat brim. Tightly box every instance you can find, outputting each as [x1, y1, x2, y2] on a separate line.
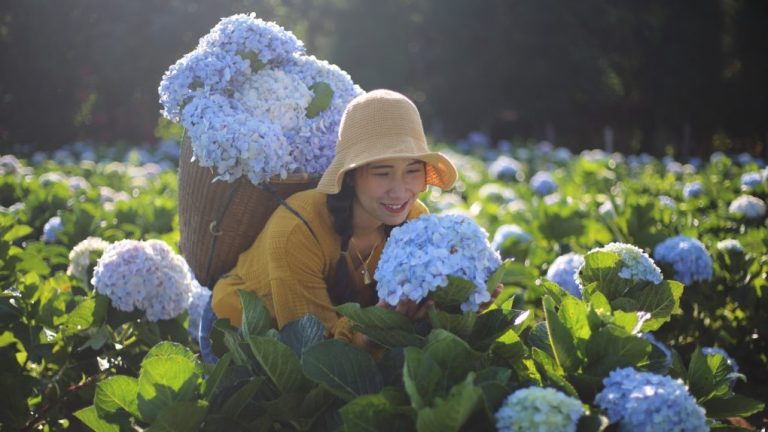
[317, 151, 457, 194]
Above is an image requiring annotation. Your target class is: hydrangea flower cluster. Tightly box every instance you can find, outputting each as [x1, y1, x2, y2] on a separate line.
[588, 243, 663, 285]
[477, 183, 517, 204]
[716, 238, 743, 253]
[375, 214, 501, 312]
[653, 235, 713, 285]
[67, 237, 110, 283]
[530, 171, 557, 196]
[42, 216, 63, 243]
[495, 387, 584, 432]
[92, 239, 193, 322]
[488, 155, 524, 181]
[728, 195, 766, 220]
[740, 171, 763, 190]
[492, 224, 533, 249]
[682, 181, 702, 200]
[658, 195, 677, 209]
[187, 279, 212, 342]
[546, 252, 585, 298]
[595, 368, 707, 432]
[158, 13, 362, 185]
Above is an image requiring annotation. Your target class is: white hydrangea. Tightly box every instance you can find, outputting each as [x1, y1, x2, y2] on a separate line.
[587, 243, 663, 285]
[92, 239, 193, 321]
[716, 239, 743, 253]
[728, 195, 766, 220]
[239, 68, 313, 131]
[477, 183, 517, 204]
[599, 201, 616, 217]
[740, 171, 763, 190]
[67, 237, 110, 283]
[375, 214, 501, 312]
[495, 387, 584, 432]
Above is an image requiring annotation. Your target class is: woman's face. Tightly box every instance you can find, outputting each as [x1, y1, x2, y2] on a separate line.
[352, 158, 427, 227]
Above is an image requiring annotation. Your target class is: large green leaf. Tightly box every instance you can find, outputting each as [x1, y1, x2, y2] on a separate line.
[531, 348, 579, 398]
[62, 297, 96, 335]
[403, 347, 443, 410]
[625, 281, 683, 332]
[579, 251, 626, 300]
[543, 296, 580, 373]
[584, 326, 651, 377]
[338, 387, 414, 432]
[94, 375, 140, 419]
[687, 348, 736, 402]
[238, 290, 273, 339]
[336, 303, 414, 332]
[701, 394, 765, 419]
[278, 314, 326, 359]
[558, 296, 591, 341]
[423, 330, 481, 390]
[146, 400, 208, 432]
[73, 405, 126, 432]
[428, 308, 476, 341]
[137, 355, 200, 422]
[430, 276, 475, 311]
[302, 340, 383, 401]
[202, 352, 232, 401]
[415, 374, 482, 432]
[469, 306, 527, 351]
[142, 341, 197, 366]
[219, 377, 264, 419]
[491, 328, 527, 366]
[248, 335, 309, 394]
[351, 325, 425, 348]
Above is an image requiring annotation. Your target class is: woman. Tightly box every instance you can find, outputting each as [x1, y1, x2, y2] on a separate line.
[211, 89, 458, 349]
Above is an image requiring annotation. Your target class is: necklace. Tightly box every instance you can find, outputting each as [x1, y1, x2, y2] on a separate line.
[350, 237, 381, 285]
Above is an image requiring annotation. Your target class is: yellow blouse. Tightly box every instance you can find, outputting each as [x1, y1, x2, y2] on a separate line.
[211, 188, 428, 347]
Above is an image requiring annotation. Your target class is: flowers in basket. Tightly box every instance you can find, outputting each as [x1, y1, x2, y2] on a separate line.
[374, 214, 502, 312]
[158, 13, 363, 185]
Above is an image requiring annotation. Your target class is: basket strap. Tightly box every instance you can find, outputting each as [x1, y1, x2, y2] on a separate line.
[259, 183, 320, 244]
[204, 179, 244, 284]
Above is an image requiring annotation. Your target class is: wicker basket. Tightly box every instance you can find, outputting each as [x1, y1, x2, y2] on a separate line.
[177, 139, 320, 287]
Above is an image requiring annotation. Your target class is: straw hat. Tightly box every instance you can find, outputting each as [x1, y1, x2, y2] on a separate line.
[317, 89, 457, 194]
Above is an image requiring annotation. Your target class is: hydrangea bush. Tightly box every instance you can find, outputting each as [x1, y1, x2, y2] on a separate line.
[530, 171, 557, 196]
[728, 195, 766, 220]
[375, 214, 502, 312]
[91, 239, 193, 321]
[495, 387, 584, 432]
[653, 235, 713, 285]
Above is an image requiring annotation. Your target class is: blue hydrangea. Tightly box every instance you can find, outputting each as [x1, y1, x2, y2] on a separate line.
[716, 239, 743, 254]
[375, 214, 501, 312]
[682, 182, 702, 200]
[488, 155, 524, 181]
[590, 243, 663, 285]
[658, 195, 677, 209]
[546, 252, 585, 298]
[42, 216, 63, 243]
[495, 387, 584, 432]
[728, 195, 766, 220]
[595, 368, 707, 432]
[701, 347, 740, 388]
[187, 279, 212, 342]
[197, 13, 304, 66]
[740, 171, 763, 190]
[92, 240, 193, 322]
[477, 183, 517, 204]
[530, 171, 557, 196]
[653, 235, 713, 285]
[492, 224, 533, 249]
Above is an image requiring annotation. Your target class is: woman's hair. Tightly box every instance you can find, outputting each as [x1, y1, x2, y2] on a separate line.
[326, 172, 357, 305]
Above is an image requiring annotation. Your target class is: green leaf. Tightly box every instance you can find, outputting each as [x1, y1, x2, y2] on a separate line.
[2, 224, 32, 242]
[469, 307, 526, 351]
[627, 281, 683, 332]
[302, 340, 383, 401]
[338, 387, 414, 432]
[142, 341, 198, 366]
[137, 355, 200, 422]
[531, 348, 579, 398]
[430, 276, 475, 311]
[543, 296, 580, 373]
[584, 326, 651, 377]
[415, 374, 482, 432]
[238, 290, 274, 339]
[403, 347, 443, 410]
[248, 335, 309, 394]
[579, 251, 625, 300]
[220, 377, 264, 418]
[278, 314, 326, 359]
[63, 297, 96, 335]
[428, 308, 476, 341]
[94, 375, 140, 419]
[558, 296, 591, 341]
[486, 259, 513, 295]
[351, 325, 425, 349]
[701, 394, 765, 419]
[306, 81, 334, 118]
[576, 414, 610, 432]
[423, 330, 481, 390]
[687, 348, 736, 402]
[202, 352, 232, 401]
[491, 329, 527, 366]
[73, 405, 125, 432]
[612, 310, 639, 334]
[146, 400, 208, 432]
[337, 303, 414, 332]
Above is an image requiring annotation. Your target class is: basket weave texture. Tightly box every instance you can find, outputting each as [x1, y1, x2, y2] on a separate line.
[177, 139, 319, 287]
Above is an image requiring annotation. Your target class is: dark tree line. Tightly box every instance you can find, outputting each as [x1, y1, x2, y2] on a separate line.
[1, 0, 766, 157]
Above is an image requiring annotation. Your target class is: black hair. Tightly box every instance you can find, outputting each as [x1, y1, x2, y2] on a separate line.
[325, 172, 358, 305]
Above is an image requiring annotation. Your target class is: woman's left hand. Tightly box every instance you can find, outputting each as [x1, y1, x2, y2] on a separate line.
[479, 283, 503, 311]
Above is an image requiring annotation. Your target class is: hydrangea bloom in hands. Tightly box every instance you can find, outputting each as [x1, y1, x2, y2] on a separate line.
[92, 239, 193, 322]
[595, 368, 707, 432]
[495, 387, 584, 432]
[375, 214, 501, 312]
[653, 235, 713, 285]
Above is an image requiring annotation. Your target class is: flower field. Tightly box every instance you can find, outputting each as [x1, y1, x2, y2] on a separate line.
[1, 139, 766, 431]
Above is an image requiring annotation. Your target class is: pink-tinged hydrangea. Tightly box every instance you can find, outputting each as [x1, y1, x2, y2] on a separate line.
[530, 171, 557, 196]
[67, 237, 110, 283]
[653, 235, 713, 285]
[187, 279, 212, 341]
[495, 387, 584, 432]
[42, 216, 63, 243]
[546, 252, 585, 298]
[587, 243, 663, 285]
[375, 214, 501, 312]
[595, 368, 707, 432]
[728, 195, 766, 220]
[92, 240, 193, 322]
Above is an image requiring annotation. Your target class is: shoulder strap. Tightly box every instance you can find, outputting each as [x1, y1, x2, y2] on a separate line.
[259, 183, 320, 244]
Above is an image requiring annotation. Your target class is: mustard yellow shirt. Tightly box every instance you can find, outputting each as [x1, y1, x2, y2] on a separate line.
[211, 188, 428, 347]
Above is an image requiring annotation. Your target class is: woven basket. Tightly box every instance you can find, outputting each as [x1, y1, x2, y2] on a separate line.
[178, 139, 320, 287]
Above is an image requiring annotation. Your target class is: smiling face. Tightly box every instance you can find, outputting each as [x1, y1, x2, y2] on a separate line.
[351, 158, 427, 229]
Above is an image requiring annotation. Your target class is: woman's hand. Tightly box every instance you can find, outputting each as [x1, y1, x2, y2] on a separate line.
[478, 283, 504, 312]
[377, 298, 434, 321]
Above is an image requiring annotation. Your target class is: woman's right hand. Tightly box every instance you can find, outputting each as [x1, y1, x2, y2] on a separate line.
[376, 298, 434, 321]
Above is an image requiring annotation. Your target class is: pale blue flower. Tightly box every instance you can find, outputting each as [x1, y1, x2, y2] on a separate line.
[477, 183, 517, 204]
[495, 387, 584, 432]
[546, 252, 585, 298]
[716, 239, 743, 254]
[530, 171, 557, 196]
[375, 214, 501, 312]
[488, 155, 524, 181]
[599, 201, 616, 218]
[42, 216, 63, 243]
[728, 195, 766, 220]
[492, 224, 533, 249]
[653, 235, 713, 285]
[187, 279, 212, 342]
[658, 195, 677, 209]
[595, 368, 707, 432]
[740, 171, 762, 190]
[682, 182, 702, 200]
